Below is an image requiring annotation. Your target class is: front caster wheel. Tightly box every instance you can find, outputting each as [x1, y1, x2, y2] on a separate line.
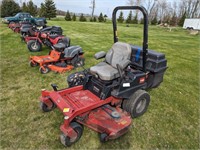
[39, 66, 50, 74]
[100, 133, 108, 142]
[29, 60, 38, 67]
[60, 122, 83, 147]
[40, 101, 55, 112]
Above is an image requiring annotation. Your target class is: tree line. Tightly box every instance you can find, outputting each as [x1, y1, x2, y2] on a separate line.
[1, 0, 199, 26]
[65, 11, 107, 22]
[125, 0, 200, 26]
[0, 0, 57, 20]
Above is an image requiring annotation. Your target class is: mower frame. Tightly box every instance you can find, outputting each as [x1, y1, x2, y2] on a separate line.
[113, 6, 148, 72]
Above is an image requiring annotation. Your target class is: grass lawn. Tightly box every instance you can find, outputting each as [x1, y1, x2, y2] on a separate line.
[0, 20, 199, 149]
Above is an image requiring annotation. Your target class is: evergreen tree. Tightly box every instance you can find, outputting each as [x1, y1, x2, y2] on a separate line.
[90, 17, 93, 22]
[38, 3, 45, 17]
[151, 16, 157, 25]
[65, 11, 71, 21]
[98, 12, 104, 22]
[43, 0, 57, 20]
[178, 12, 186, 27]
[104, 14, 107, 22]
[72, 13, 76, 21]
[22, 2, 28, 12]
[126, 11, 132, 24]
[93, 17, 97, 22]
[132, 14, 138, 24]
[26, 1, 37, 16]
[140, 18, 144, 24]
[117, 11, 124, 23]
[79, 14, 86, 22]
[1, 0, 20, 17]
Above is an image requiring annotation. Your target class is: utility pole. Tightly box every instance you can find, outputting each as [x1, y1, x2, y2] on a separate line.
[89, 0, 95, 19]
[136, 0, 141, 16]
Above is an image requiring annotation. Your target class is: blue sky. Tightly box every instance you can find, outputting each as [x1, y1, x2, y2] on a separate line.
[16, 0, 177, 18]
[28, 0, 126, 17]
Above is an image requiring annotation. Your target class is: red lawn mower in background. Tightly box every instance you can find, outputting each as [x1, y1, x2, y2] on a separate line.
[25, 28, 70, 52]
[39, 6, 167, 146]
[8, 21, 32, 33]
[21, 25, 63, 41]
[29, 43, 84, 74]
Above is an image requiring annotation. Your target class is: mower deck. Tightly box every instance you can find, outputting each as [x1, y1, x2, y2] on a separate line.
[41, 85, 132, 141]
[30, 53, 74, 73]
[31, 55, 55, 63]
[48, 65, 73, 73]
[41, 86, 116, 122]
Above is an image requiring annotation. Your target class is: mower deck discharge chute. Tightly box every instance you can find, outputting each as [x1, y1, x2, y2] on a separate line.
[39, 6, 167, 146]
[29, 43, 84, 74]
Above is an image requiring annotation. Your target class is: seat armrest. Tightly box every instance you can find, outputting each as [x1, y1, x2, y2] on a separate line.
[120, 60, 131, 69]
[94, 51, 106, 60]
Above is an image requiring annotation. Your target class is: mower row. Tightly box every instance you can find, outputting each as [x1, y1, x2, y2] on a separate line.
[8, 6, 167, 147]
[8, 19, 85, 74]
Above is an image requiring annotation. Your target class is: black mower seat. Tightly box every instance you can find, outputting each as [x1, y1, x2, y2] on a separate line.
[53, 43, 66, 51]
[40, 26, 52, 32]
[90, 42, 132, 81]
[49, 34, 59, 39]
[64, 46, 83, 58]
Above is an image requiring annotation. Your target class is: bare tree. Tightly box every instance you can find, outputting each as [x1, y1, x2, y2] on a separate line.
[127, 0, 142, 18]
[126, 0, 200, 25]
[143, 0, 158, 21]
[89, 0, 95, 19]
[178, 0, 200, 18]
[157, 0, 168, 23]
[127, 0, 134, 6]
[191, 0, 200, 18]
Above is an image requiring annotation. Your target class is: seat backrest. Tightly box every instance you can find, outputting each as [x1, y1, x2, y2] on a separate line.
[53, 43, 66, 51]
[64, 46, 83, 58]
[105, 42, 132, 69]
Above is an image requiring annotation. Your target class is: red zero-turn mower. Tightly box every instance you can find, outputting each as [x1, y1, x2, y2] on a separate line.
[8, 21, 32, 33]
[29, 43, 84, 74]
[39, 6, 167, 146]
[25, 29, 70, 52]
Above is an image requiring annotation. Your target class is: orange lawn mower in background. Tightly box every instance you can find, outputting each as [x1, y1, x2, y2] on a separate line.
[29, 43, 84, 74]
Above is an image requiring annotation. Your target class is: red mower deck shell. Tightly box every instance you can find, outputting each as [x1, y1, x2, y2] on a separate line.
[40, 85, 132, 140]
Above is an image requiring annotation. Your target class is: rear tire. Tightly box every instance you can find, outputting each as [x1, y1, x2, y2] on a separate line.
[60, 122, 83, 147]
[122, 90, 150, 118]
[27, 40, 42, 52]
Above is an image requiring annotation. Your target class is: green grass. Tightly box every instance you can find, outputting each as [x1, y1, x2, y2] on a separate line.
[0, 20, 199, 149]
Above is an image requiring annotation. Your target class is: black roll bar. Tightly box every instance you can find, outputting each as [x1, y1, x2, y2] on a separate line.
[112, 6, 149, 72]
